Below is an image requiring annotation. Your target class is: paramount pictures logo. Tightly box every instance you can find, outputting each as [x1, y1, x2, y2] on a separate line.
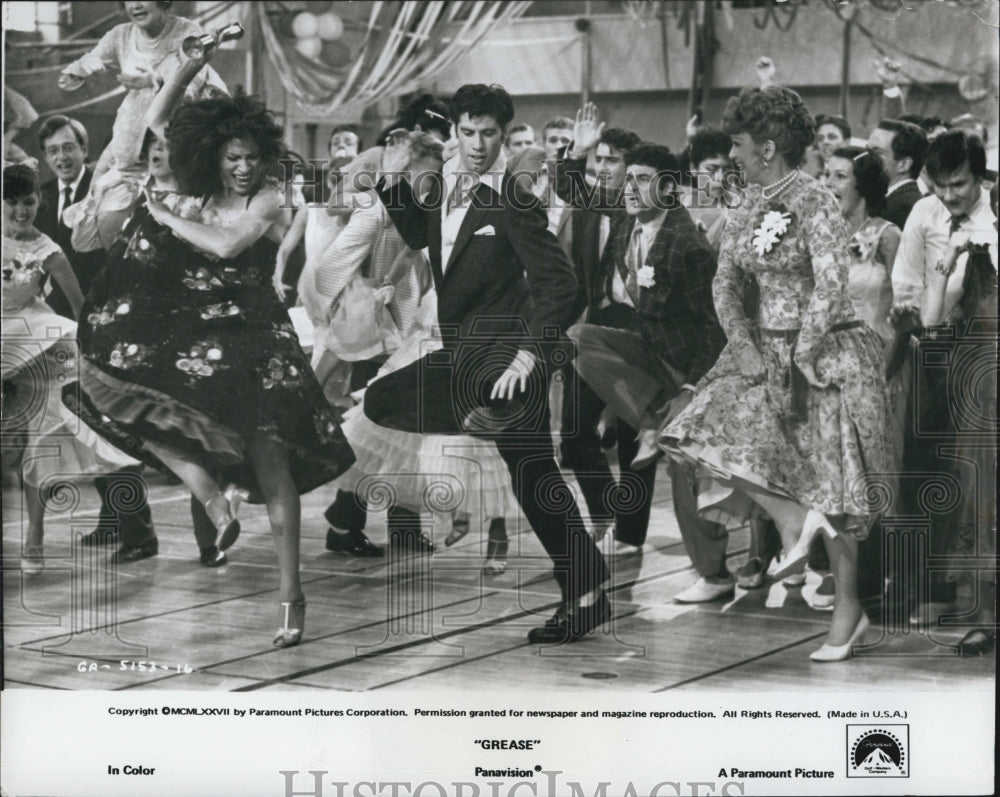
[846, 725, 909, 778]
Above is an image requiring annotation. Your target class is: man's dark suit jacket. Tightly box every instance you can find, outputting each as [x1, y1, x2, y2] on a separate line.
[376, 172, 579, 366]
[557, 206, 614, 323]
[37, 166, 103, 316]
[553, 153, 725, 386]
[881, 180, 922, 230]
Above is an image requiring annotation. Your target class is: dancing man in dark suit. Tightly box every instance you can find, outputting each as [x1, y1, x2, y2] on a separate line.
[561, 105, 736, 603]
[367, 83, 610, 643]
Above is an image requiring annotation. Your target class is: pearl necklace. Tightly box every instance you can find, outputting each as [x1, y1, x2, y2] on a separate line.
[761, 169, 800, 200]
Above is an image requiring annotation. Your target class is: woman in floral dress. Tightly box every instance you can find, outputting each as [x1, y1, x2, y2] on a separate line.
[661, 87, 893, 661]
[67, 94, 355, 648]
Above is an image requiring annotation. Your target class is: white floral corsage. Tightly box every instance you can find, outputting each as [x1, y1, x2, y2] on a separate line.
[752, 207, 793, 257]
[636, 265, 656, 289]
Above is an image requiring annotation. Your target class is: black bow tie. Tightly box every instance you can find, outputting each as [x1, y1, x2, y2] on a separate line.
[949, 214, 969, 234]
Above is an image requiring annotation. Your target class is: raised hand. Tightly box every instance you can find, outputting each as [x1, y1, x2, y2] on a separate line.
[873, 56, 902, 89]
[381, 129, 412, 176]
[571, 102, 605, 156]
[755, 56, 776, 88]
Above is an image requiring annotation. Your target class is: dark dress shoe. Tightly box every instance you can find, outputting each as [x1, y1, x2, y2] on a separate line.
[953, 629, 996, 657]
[326, 528, 384, 557]
[80, 528, 119, 547]
[389, 529, 435, 555]
[528, 593, 610, 644]
[110, 538, 159, 564]
[199, 546, 228, 567]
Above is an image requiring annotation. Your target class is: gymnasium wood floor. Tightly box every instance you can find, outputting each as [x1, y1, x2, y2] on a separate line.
[2, 465, 994, 693]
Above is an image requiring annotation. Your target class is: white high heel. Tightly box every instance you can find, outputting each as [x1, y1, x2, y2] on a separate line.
[810, 613, 871, 662]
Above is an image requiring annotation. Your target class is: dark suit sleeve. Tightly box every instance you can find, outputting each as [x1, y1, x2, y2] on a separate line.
[505, 189, 579, 349]
[681, 245, 726, 384]
[376, 176, 430, 251]
[552, 146, 620, 217]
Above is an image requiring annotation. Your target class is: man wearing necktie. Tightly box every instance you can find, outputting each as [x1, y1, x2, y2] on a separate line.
[891, 129, 998, 626]
[35, 115, 102, 318]
[560, 105, 734, 603]
[552, 126, 649, 554]
[367, 84, 610, 644]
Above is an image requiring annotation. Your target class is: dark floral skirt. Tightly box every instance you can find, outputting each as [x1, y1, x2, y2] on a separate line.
[64, 206, 354, 501]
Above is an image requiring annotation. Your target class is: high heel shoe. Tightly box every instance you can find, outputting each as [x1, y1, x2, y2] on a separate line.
[204, 489, 243, 551]
[774, 510, 838, 580]
[273, 598, 306, 648]
[810, 613, 870, 662]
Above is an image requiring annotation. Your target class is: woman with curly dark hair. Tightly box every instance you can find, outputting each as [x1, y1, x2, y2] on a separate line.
[661, 86, 893, 661]
[69, 89, 355, 648]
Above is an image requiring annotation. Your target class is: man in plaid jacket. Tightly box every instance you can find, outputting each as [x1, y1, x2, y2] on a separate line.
[557, 106, 735, 601]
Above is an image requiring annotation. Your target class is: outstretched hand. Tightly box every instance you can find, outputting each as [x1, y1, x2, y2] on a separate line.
[572, 102, 605, 156]
[490, 349, 536, 402]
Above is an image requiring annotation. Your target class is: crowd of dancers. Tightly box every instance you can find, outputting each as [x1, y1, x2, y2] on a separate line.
[3, 2, 996, 659]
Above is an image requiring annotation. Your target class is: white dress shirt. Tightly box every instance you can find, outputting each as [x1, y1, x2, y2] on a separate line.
[605, 211, 667, 308]
[440, 150, 507, 273]
[892, 187, 997, 320]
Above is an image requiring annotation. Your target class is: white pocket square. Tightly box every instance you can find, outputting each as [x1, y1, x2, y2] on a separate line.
[473, 225, 496, 236]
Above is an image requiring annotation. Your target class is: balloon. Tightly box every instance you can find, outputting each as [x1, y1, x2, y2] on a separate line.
[292, 11, 319, 39]
[295, 36, 322, 60]
[318, 11, 344, 41]
[321, 40, 350, 67]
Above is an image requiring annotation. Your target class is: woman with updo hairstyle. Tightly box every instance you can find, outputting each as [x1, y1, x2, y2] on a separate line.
[69, 91, 355, 648]
[824, 145, 900, 346]
[661, 85, 893, 661]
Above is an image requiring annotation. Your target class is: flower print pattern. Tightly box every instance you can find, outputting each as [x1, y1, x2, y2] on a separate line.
[175, 340, 227, 379]
[72, 201, 354, 499]
[199, 301, 242, 320]
[182, 266, 225, 291]
[109, 341, 151, 370]
[260, 355, 301, 390]
[88, 298, 134, 328]
[662, 175, 892, 536]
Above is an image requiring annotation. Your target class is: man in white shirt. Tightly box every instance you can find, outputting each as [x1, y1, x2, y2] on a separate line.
[891, 130, 998, 624]
[893, 130, 997, 318]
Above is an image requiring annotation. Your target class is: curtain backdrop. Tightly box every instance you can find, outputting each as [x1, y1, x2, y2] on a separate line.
[253, 1, 531, 116]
